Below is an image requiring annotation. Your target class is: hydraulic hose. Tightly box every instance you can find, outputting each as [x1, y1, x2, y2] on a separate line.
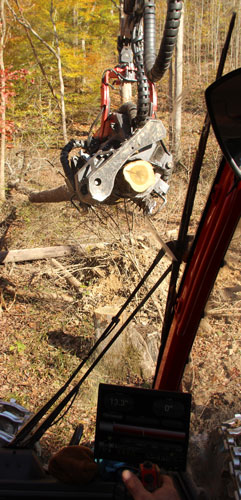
[132, 23, 151, 127]
[60, 139, 82, 189]
[144, 0, 182, 83]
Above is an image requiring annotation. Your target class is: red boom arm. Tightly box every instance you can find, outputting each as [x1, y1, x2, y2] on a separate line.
[154, 159, 241, 391]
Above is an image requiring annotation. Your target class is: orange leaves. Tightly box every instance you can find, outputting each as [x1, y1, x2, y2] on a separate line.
[0, 66, 29, 141]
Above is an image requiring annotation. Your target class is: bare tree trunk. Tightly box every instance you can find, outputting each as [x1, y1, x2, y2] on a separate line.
[168, 62, 173, 152]
[81, 39, 86, 86]
[50, 0, 67, 143]
[197, 0, 203, 76]
[121, 80, 133, 103]
[213, 0, 221, 71]
[235, 0, 241, 68]
[7, 0, 67, 143]
[0, 0, 6, 202]
[173, 5, 184, 163]
[119, 0, 133, 103]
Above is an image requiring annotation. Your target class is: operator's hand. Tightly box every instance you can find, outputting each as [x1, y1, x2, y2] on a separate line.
[122, 469, 181, 500]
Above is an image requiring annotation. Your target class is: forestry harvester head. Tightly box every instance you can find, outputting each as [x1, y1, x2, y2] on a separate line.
[61, 0, 183, 215]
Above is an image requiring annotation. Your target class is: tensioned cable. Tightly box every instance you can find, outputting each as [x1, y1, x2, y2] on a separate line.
[13, 264, 172, 449]
[9, 244, 173, 448]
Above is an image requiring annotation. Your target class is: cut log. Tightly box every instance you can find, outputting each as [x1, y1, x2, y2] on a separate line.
[122, 160, 155, 193]
[28, 163, 155, 204]
[29, 184, 76, 203]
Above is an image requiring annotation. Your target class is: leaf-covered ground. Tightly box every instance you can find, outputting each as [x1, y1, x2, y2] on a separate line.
[0, 116, 240, 497]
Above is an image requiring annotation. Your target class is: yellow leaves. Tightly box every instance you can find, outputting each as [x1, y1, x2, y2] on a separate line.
[5, 0, 119, 128]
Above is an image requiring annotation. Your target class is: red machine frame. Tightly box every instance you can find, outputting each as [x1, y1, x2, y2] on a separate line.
[154, 158, 241, 391]
[98, 66, 157, 140]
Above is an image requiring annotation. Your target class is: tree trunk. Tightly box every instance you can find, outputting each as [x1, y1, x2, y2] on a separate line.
[50, 1, 67, 143]
[7, 0, 68, 144]
[0, 0, 6, 202]
[173, 5, 184, 163]
[168, 62, 173, 151]
[29, 184, 75, 203]
[23, 25, 60, 108]
[119, 0, 133, 104]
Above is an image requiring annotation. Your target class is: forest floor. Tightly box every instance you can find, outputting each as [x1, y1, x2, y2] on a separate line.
[0, 112, 240, 497]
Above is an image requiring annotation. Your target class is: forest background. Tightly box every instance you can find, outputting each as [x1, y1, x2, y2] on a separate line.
[1, 0, 241, 172]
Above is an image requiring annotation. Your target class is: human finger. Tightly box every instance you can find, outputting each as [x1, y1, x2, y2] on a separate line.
[122, 469, 152, 500]
[153, 474, 181, 500]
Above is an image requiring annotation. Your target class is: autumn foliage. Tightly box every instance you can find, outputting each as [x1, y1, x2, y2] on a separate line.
[0, 67, 28, 144]
[1, 0, 241, 145]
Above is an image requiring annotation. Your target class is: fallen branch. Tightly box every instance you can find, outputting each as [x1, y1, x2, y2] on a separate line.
[7, 180, 32, 195]
[50, 258, 83, 292]
[207, 309, 241, 316]
[3, 285, 73, 303]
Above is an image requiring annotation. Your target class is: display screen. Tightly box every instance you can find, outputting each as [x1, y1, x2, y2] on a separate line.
[94, 384, 191, 471]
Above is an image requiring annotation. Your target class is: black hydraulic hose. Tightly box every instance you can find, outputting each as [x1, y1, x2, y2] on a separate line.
[134, 0, 182, 125]
[132, 24, 151, 127]
[60, 139, 82, 189]
[144, 0, 182, 83]
[143, 0, 156, 76]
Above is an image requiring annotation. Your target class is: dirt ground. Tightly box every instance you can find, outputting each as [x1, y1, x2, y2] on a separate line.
[0, 131, 240, 497]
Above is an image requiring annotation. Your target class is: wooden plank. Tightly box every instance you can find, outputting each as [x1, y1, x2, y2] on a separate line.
[0, 246, 76, 263]
[0, 243, 109, 264]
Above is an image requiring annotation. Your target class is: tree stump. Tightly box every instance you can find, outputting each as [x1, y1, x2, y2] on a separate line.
[93, 305, 128, 377]
[93, 305, 157, 381]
